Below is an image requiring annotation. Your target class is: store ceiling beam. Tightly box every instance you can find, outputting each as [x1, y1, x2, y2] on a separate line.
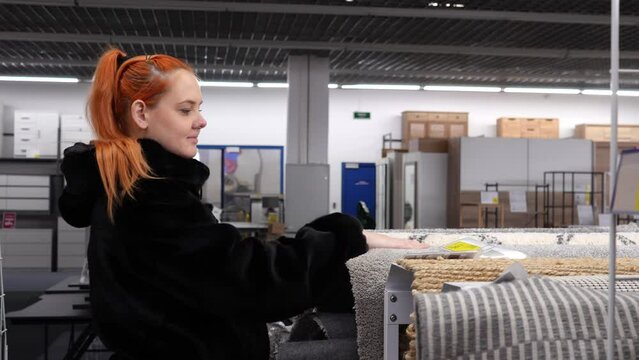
[0, 57, 284, 72]
[3, 57, 633, 85]
[332, 69, 612, 83]
[1, 0, 638, 26]
[2, 32, 637, 60]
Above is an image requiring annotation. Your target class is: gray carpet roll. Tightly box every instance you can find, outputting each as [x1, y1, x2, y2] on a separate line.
[277, 338, 358, 360]
[346, 249, 412, 360]
[346, 229, 639, 360]
[414, 277, 639, 359]
[317, 312, 357, 340]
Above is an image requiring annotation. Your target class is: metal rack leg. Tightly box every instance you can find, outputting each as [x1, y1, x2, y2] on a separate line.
[44, 324, 48, 360]
[62, 324, 96, 360]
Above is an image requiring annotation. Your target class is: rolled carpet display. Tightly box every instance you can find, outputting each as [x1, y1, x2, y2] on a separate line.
[278, 339, 358, 360]
[399, 258, 639, 360]
[346, 228, 639, 360]
[397, 258, 639, 293]
[412, 277, 639, 360]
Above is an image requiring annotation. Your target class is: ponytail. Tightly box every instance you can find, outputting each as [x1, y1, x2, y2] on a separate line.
[87, 48, 191, 221]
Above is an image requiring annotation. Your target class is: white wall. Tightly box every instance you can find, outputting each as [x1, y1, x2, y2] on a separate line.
[2, 82, 639, 212]
[328, 89, 639, 211]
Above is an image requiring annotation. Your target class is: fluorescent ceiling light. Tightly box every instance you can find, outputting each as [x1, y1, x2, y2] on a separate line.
[0, 75, 79, 83]
[581, 89, 612, 96]
[328, 83, 339, 89]
[257, 82, 288, 88]
[199, 81, 254, 88]
[423, 85, 501, 93]
[503, 87, 580, 95]
[341, 84, 421, 91]
[618, 90, 639, 97]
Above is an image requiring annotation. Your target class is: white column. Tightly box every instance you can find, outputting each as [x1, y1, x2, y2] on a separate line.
[286, 54, 329, 164]
[284, 54, 330, 230]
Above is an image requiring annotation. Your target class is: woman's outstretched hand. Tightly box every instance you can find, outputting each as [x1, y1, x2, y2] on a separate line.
[363, 231, 430, 250]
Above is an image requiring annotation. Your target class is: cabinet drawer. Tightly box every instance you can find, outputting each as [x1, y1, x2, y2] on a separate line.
[7, 175, 49, 186]
[15, 134, 37, 143]
[6, 199, 50, 211]
[58, 256, 85, 268]
[61, 130, 92, 142]
[14, 124, 37, 135]
[3, 243, 50, 256]
[6, 186, 50, 199]
[2, 229, 52, 243]
[3, 255, 50, 268]
[14, 145, 30, 157]
[58, 230, 88, 244]
[59, 243, 86, 256]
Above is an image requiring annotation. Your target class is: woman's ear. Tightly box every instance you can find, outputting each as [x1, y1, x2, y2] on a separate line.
[130, 100, 149, 130]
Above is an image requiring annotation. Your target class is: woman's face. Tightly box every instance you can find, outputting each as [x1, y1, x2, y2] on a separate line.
[142, 69, 207, 158]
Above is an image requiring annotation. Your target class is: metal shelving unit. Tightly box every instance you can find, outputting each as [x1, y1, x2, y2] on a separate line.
[542, 171, 604, 228]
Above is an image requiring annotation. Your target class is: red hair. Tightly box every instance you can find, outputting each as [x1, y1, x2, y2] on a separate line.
[88, 48, 192, 220]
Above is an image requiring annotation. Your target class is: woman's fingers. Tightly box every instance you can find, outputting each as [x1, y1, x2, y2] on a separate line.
[364, 231, 430, 249]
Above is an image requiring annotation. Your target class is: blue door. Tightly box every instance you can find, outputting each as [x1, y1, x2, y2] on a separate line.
[341, 163, 376, 222]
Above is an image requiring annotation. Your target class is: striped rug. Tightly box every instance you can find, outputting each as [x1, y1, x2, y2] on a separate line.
[413, 277, 639, 359]
[398, 258, 639, 360]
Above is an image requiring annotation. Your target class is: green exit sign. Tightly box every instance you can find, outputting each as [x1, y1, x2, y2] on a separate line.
[353, 111, 371, 120]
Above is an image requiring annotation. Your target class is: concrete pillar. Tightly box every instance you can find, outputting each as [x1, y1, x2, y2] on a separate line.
[284, 54, 330, 230]
[286, 54, 329, 164]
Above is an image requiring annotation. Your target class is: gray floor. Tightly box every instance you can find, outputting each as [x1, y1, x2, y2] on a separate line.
[5, 269, 110, 360]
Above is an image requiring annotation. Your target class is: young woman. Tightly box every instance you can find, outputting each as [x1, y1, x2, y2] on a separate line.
[59, 48, 427, 360]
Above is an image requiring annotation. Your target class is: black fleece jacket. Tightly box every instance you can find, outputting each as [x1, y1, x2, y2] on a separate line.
[58, 139, 367, 360]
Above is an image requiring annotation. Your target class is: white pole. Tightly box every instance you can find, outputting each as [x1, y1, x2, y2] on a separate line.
[608, 0, 619, 359]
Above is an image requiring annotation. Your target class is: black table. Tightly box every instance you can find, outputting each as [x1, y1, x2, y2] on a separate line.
[44, 276, 89, 295]
[7, 293, 95, 360]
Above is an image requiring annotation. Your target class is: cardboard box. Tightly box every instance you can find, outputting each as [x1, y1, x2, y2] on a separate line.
[427, 122, 447, 138]
[498, 117, 559, 138]
[575, 124, 639, 142]
[402, 111, 469, 146]
[521, 119, 540, 138]
[449, 123, 467, 138]
[538, 118, 559, 138]
[497, 118, 522, 138]
[408, 138, 449, 153]
[407, 121, 427, 138]
[402, 111, 430, 121]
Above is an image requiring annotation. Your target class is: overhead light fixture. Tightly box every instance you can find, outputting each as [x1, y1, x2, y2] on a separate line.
[256, 83, 288, 88]
[199, 81, 254, 88]
[428, 2, 439, 6]
[503, 87, 581, 95]
[619, 90, 639, 97]
[581, 89, 613, 96]
[423, 85, 501, 93]
[328, 84, 339, 89]
[453, 3, 465, 7]
[341, 84, 421, 91]
[0, 75, 79, 83]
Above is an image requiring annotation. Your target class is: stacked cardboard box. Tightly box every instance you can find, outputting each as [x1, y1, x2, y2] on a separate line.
[497, 117, 559, 138]
[402, 111, 468, 147]
[381, 148, 408, 158]
[574, 124, 639, 142]
[407, 138, 449, 153]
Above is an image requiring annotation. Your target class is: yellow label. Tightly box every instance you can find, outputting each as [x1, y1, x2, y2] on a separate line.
[635, 181, 639, 211]
[491, 196, 499, 204]
[444, 241, 481, 252]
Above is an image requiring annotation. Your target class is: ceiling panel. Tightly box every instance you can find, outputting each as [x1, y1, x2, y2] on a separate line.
[0, 0, 636, 87]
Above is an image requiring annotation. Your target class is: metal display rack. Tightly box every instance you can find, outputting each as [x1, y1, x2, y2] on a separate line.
[541, 171, 604, 227]
[0, 239, 6, 360]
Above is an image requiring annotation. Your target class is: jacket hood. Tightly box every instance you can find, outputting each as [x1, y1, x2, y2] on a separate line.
[59, 139, 210, 227]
